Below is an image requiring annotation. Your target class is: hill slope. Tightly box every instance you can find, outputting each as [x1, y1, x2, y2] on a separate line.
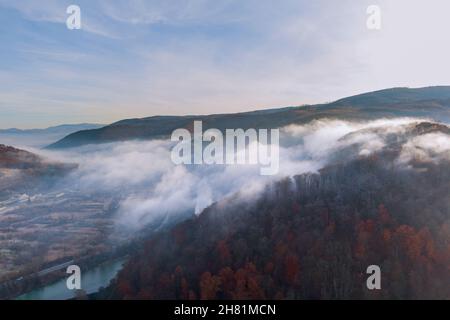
[98, 122, 450, 300]
[48, 87, 450, 149]
[0, 145, 76, 195]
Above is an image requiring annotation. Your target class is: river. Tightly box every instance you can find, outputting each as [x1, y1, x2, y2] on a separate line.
[16, 258, 126, 300]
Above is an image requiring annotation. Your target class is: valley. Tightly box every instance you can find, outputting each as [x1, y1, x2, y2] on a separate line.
[0, 190, 123, 282]
[1, 87, 449, 300]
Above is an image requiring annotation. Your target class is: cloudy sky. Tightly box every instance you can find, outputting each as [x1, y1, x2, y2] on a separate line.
[0, 0, 449, 128]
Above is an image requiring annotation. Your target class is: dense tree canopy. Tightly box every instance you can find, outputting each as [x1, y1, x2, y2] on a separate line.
[99, 140, 450, 300]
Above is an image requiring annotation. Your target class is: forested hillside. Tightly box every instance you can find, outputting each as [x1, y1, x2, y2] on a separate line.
[99, 125, 450, 299]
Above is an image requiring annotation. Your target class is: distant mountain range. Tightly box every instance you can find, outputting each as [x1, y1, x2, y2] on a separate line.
[0, 124, 104, 148]
[47, 86, 450, 149]
[0, 123, 104, 135]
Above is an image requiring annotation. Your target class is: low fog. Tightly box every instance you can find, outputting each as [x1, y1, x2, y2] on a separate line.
[27, 117, 450, 231]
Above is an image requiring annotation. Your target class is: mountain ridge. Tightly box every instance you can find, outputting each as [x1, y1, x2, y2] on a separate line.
[0, 123, 104, 134]
[47, 86, 450, 149]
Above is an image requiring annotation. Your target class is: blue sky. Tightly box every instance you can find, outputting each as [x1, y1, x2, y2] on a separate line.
[0, 0, 449, 128]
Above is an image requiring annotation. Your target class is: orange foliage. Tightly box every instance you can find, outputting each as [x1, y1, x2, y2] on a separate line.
[199, 272, 221, 300]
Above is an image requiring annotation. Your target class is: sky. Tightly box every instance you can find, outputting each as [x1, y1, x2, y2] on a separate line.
[0, 0, 449, 129]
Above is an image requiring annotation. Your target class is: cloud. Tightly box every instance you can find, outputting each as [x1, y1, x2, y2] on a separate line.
[398, 133, 450, 165]
[0, 0, 67, 23]
[2, 0, 450, 128]
[29, 117, 448, 231]
[8, 0, 450, 128]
